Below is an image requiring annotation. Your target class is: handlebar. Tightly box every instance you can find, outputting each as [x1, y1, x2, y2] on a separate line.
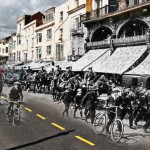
[103, 105, 122, 109]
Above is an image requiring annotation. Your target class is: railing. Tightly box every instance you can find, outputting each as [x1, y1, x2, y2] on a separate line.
[81, 0, 150, 22]
[86, 35, 148, 49]
[113, 35, 147, 46]
[87, 40, 110, 49]
[70, 27, 84, 35]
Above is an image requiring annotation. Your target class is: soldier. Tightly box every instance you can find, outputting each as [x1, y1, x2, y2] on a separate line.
[26, 66, 32, 74]
[143, 89, 150, 132]
[84, 67, 95, 89]
[0, 68, 4, 97]
[59, 84, 73, 117]
[81, 87, 98, 124]
[73, 88, 83, 118]
[60, 66, 74, 82]
[120, 89, 135, 129]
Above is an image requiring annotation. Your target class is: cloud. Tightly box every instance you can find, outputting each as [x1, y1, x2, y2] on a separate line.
[0, 0, 67, 38]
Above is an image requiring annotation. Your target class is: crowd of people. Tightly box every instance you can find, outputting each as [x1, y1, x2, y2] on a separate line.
[1, 64, 150, 133]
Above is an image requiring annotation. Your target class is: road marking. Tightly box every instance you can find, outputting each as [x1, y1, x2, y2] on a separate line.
[36, 114, 46, 120]
[75, 136, 95, 146]
[51, 123, 65, 131]
[25, 107, 32, 112]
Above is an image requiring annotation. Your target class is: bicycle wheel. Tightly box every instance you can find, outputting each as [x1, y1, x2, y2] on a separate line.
[13, 108, 21, 126]
[93, 113, 106, 134]
[110, 119, 124, 142]
[7, 109, 13, 122]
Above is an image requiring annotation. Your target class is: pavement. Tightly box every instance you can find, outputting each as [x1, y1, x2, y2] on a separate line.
[0, 86, 149, 150]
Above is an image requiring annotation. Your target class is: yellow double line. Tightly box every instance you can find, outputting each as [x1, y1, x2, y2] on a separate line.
[75, 136, 95, 146]
[12, 100, 95, 147]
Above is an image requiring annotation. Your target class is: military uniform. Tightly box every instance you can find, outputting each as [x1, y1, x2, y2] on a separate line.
[81, 90, 98, 124]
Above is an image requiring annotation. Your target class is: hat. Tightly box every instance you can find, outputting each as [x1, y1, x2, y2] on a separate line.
[111, 88, 120, 93]
[77, 88, 82, 92]
[14, 81, 21, 85]
[88, 67, 92, 70]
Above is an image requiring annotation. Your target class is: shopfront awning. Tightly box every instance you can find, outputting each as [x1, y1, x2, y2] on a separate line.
[94, 45, 147, 74]
[83, 50, 110, 71]
[125, 53, 150, 75]
[72, 49, 109, 71]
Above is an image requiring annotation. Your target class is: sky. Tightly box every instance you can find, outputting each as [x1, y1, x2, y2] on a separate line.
[0, 0, 67, 38]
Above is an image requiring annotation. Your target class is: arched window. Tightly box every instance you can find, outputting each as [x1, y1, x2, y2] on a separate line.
[118, 19, 149, 38]
[91, 26, 112, 42]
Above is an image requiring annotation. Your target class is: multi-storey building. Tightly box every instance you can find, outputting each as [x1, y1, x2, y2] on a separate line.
[0, 36, 11, 65]
[35, 7, 55, 61]
[16, 12, 44, 62]
[67, 0, 87, 61]
[75, 0, 150, 86]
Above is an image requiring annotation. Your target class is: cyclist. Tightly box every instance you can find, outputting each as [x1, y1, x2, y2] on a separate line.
[105, 87, 123, 133]
[7, 81, 22, 118]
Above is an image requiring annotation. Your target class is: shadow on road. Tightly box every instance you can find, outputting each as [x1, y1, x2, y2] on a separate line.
[7, 129, 76, 150]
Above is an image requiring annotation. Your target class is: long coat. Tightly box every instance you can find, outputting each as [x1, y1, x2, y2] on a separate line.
[81, 91, 98, 110]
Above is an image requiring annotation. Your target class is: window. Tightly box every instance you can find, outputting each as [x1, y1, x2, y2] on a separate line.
[19, 23, 21, 31]
[17, 36, 21, 45]
[60, 28, 63, 39]
[0, 48, 1, 53]
[36, 47, 42, 59]
[32, 38, 34, 47]
[13, 41, 16, 49]
[17, 51, 21, 61]
[31, 50, 34, 59]
[24, 53, 28, 61]
[73, 17, 80, 30]
[46, 12, 53, 21]
[47, 45, 51, 55]
[2, 49, 4, 53]
[28, 28, 30, 35]
[60, 11, 63, 21]
[6, 47, 8, 53]
[36, 33, 42, 43]
[56, 44, 64, 60]
[26, 40, 28, 50]
[47, 29, 52, 40]
[32, 26, 34, 34]
[13, 53, 16, 61]
[75, 0, 79, 7]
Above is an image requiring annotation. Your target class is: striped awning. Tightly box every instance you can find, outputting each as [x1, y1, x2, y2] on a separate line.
[94, 45, 147, 74]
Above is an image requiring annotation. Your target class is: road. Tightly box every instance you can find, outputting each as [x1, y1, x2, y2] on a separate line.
[0, 86, 149, 150]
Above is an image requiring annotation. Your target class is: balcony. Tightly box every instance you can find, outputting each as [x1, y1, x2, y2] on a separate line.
[113, 35, 147, 46]
[70, 27, 84, 36]
[87, 39, 110, 49]
[81, 0, 150, 23]
[86, 35, 148, 49]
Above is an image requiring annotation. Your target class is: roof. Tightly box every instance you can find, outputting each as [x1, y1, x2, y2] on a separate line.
[71, 49, 108, 71]
[97, 45, 147, 74]
[125, 53, 150, 75]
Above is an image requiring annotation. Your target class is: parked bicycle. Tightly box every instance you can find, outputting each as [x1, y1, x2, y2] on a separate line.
[7, 101, 21, 126]
[93, 105, 124, 142]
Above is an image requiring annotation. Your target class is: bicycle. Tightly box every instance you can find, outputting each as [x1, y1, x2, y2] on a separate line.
[7, 101, 21, 126]
[93, 106, 124, 143]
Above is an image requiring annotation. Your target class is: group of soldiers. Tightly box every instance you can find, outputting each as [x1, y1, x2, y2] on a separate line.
[3, 65, 150, 133]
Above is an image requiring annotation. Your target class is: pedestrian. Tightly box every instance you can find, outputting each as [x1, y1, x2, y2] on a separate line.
[105, 88, 123, 133]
